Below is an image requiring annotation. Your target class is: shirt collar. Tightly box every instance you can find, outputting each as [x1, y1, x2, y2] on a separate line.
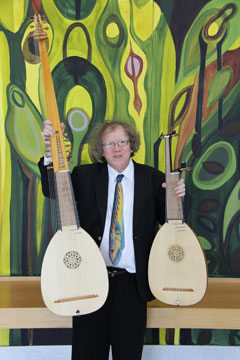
[108, 159, 134, 183]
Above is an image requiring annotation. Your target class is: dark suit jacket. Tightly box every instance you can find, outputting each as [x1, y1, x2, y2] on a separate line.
[39, 159, 165, 302]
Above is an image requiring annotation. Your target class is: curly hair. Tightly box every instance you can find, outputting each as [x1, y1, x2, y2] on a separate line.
[89, 119, 141, 162]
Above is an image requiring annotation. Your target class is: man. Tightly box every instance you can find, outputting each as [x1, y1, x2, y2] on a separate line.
[39, 119, 185, 360]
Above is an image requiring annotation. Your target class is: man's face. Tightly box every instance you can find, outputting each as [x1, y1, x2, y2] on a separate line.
[102, 125, 132, 173]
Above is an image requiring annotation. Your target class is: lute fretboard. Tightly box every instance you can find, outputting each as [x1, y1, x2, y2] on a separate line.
[164, 135, 183, 221]
[54, 171, 79, 230]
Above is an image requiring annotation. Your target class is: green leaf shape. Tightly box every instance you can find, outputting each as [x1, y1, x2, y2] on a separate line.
[223, 180, 240, 242]
[192, 141, 236, 190]
[5, 84, 44, 177]
[198, 236, 212, 250]
[207, 67, 232, 108]
[52, 0, 96, 20]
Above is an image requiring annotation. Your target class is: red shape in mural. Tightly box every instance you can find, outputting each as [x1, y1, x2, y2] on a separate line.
[31, 0, 42, 13]
[124, 43, 143, 115]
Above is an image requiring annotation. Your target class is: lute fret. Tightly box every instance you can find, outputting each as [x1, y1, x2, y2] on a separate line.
[165, 135, 183, 221]
[55, 132, 66, 169]
[55, 172, 79, 229]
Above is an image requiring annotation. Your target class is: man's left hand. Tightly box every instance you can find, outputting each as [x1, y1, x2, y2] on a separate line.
[162, 178, 186, 197]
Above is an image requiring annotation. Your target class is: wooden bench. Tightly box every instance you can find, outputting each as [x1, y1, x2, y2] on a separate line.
[0, 277, 239, 329]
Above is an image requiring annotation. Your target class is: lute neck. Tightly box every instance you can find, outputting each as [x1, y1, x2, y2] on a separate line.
[164, 135, 183, 222]
[38, 34, 68, 173]
[54, 171, 79, 229]
[33, 13, 79, 229]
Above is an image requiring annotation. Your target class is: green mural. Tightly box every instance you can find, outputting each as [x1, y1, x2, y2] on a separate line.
[0, 0, 240, 347]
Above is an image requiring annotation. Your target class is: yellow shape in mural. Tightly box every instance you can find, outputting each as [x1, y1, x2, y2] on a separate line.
[0, 31, 11, 275]
[207, 21, 220, 37]
[66, 85, 93, 121]
[132, 0, 161, 41]
[66, 86, 92, 166]
[106, 22, 120, 38]
[0, 330, 9, 346]
[118, 0, 131, 27]
[65, 25, 90, 60]
[36, 183, 44, 255]
[0, 0, 27, 33]
[229, 36, 240, 50]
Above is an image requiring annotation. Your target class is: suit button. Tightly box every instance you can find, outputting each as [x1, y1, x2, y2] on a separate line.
[97, 236, 102, 241]
[134, 236, 138, 240]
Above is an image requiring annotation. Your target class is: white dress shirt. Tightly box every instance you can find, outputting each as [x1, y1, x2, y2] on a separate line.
[44, 155, 136, 272]
[100, 159, 136, 272]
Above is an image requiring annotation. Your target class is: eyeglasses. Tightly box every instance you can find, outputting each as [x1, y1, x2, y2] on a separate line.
[102, 140, 130, 149]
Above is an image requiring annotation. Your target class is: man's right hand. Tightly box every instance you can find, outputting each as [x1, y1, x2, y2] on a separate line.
[41, 120, 65, 158]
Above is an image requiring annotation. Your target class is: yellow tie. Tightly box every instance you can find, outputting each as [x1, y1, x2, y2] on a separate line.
[109, 174, 124, 265]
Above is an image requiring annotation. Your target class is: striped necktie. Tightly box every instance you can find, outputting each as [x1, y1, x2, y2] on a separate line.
[109, 174, 125, 265]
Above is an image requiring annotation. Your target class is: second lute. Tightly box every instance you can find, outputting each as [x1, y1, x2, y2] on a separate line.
[148, 133, 208, 306]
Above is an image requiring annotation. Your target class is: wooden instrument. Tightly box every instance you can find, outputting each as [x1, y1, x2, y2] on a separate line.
[148, 132, 207, 306]
[31, 1, 108, 316]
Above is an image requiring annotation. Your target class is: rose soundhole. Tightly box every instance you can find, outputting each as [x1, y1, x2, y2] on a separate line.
[168, 245, 184, 262]
[63, 251, 82, 269]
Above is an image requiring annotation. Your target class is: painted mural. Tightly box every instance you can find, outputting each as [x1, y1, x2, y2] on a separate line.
[0, 0, 240, 347]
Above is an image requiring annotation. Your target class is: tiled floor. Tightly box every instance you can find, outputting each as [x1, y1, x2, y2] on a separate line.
[0, 345, 240, 359]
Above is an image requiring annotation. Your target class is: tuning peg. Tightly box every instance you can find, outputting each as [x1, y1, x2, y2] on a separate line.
[180, 166, 191, 172]
[160, 132, 179, 138]
[173, 161, 191, 173]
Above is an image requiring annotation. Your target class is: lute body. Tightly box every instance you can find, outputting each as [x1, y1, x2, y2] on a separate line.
[32, 5, 108, 316]
[41, 226, 109, 316]
[148, 134, 207, 306]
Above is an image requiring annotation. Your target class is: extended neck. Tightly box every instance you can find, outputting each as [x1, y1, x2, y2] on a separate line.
[54, 171, 79, 230]
[165, 136, 183, 221]
[38, 30, 68, 172]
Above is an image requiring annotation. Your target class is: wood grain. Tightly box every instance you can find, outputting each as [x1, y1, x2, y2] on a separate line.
[0, 277, 240, 329]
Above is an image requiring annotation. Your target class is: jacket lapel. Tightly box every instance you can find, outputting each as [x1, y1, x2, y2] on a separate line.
[94, 164, 108, 232]
[133, 161, 148, 234]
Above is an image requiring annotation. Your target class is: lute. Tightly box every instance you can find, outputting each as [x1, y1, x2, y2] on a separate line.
[31, 1, 108, 316]
[148, 132, 208, 306]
